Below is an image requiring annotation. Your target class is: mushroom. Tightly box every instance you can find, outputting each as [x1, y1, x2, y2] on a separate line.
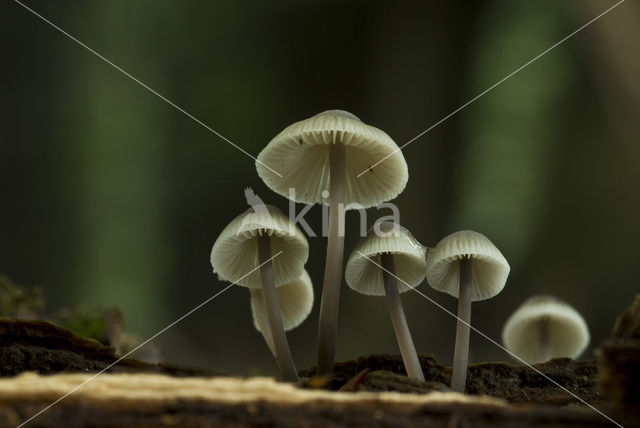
[256, 110, 408, 376]
[425, 230, 510, 393]
[250, 270, 314, 358]
[502, 295, 590, 364]
[345, 222, 426, 381]
[210, 204, 308, 382]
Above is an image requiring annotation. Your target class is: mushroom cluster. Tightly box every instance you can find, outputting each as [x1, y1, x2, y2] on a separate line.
[207, 109, 590, 389]
[256, 110, 408, 376]
[210, 204, 309, 382]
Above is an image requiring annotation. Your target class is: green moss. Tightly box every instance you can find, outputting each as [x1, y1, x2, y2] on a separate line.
[54, 306, 108, 344]
[0, 275, 45, 318]
[611, 294, 640, 339]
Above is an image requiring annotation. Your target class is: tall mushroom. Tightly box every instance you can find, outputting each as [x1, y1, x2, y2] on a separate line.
[250, 270, 314, 357]
[425, 230, 510, 393]
[210, 204, 308, 382]
[256, 110, 408, 376]
[345, 222, 426, 381]
[502, 295, 590, 364]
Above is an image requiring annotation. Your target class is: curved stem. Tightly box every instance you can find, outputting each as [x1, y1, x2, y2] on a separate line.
[381, 253, 425, 381]
[317, 143, 346, 376]
[258, 235, 298, 383]
[250, 289, 276, 357]
[538, 317, 551, 363]
[451, 257, 472, 393]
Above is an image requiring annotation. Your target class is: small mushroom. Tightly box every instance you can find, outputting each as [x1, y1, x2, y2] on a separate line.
[425, 230, 510, 393]
[210, 204, 308, 382]
[256, 110, 408, 376]
[345, 222, 426, 381]
[502, 295, 590, 364]
[250, 270, 314, 357]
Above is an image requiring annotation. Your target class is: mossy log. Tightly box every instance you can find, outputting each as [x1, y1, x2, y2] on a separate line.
[1, 318, 599, 406]
[0, 318, 217, 377]
[0, 373, 631, 428]
[2, 294, 640, 428]
[302, 354, 600, 406]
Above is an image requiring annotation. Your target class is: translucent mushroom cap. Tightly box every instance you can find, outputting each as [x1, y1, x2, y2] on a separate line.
[256, 110, 408, 209]
[502, 295, 590, 364]
[250, 270, 314, 333]
[345, 222, 427, 296]
[425, 230, 510, 301]
[210, 204, 308, 289]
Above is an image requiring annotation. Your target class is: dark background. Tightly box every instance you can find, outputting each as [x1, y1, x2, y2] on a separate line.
[1, 0, 638, 375]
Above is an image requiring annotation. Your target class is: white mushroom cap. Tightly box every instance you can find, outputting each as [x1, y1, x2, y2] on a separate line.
[425, 230, 510, 301]
[210, 204, 308, 289]
[345, 222, 427, 296]
[256, 110, 408, 209]
[502, 295, 590, 364]
[250, 270, 314, 333]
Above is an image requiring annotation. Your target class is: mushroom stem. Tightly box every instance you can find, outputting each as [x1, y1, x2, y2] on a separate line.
[381, 253, 425, 381]
[317, 142, 346, 376]
[451, 257, 472, 393]
[250, 289, 276, 357]
[538, 317, 551, 362]
[258, 235, 299, 383]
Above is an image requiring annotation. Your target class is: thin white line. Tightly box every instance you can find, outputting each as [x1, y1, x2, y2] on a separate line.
[12, 0, 282, 178]
[357, 0, 626, 177]
[16, 251, 283, 428]
[357, 251, 624, 428]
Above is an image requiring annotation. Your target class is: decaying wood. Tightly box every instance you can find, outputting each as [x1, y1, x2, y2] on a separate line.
[2, 295, 640, 427]
[0, 373, 629, 428]
[302, 354, 600, 406]
[598, 295, 640, 414]
[0, 319, 217, 377]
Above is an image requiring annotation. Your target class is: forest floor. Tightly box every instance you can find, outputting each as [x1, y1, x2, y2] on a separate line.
[0, 295, 639, 427]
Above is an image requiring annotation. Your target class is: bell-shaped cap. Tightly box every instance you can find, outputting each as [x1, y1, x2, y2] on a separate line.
[256, 110, 408, 209]
[502, 295, 590, 364]
[250, 270, 314, 334]
[210, 204, 308, 289]
[425, 230, 509, 301]
[345, 222, 427, 296]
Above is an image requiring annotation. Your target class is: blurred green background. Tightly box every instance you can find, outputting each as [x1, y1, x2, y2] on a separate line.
[2, 0, 639, 375]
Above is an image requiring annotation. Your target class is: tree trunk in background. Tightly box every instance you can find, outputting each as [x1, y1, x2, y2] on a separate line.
[454, 1, 572, 269]
[569, 0, 640, 159]
[70, 4, 171, 333]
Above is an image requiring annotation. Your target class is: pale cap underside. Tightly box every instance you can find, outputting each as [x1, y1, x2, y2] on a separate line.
[210, 205, 308, 289]
[256, 110, 408, 209]
[346, 222, 427, 296]
[425, 230, 510, 301]
[250, 269, 314, 334]
[502, 295, 590, 364]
